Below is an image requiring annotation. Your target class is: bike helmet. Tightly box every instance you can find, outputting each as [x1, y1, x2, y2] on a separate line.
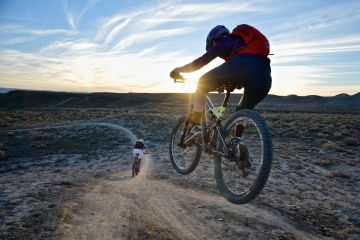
[206, 25, 230, 51]
[138, 139, 144, 144]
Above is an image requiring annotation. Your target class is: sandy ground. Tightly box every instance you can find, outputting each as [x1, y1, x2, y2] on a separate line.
[1, 103, 359, 239]
[59, 151, 321, 240]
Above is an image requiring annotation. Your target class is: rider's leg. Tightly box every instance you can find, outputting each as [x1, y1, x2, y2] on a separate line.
[233, 56, 272, 111]
[193, 61, 236, 124]
[236, 81, 271, 111]
[192, 92, 205, 125]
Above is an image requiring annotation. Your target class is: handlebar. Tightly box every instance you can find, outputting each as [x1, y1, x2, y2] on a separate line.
[172, 73, 185, 83]
[172, 76, 242, 93]
[173, 77, 185, 83]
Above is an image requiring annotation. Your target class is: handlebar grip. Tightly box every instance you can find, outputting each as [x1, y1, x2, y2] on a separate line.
[174, 78, 185, 83]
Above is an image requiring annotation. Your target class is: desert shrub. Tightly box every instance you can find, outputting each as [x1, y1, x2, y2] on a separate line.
[333, 131, 342, 139]
[30, 131, 43, 141]
[317, 132, 325, 138]
[0, 150, 6, 160]
[0, 119, 8, 127]
[312, 158, 334, 166]
[4, 115, 14, 123]
[344, 137, 359, 146]
[328, 170, 352, 179]
[308, 127, 319, 132]
[322, 141, 337, 150]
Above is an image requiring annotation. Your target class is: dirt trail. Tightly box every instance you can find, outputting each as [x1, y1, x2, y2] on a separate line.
[2, 121, 324, 239]
[58, 126, 322, 240]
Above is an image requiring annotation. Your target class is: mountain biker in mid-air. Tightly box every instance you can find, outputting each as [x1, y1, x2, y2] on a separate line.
[170, 24, 272, 143]
[133, 139, 148, 172]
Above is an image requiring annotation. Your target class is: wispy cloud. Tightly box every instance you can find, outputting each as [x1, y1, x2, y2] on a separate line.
[112, 27, 192, 51]
[271, 1, 360, 42]
[272, 35, 360, 64]
[104, 18, 131, 45]
[63, 0, 100, 30]
[0, 36, 36, 46]
[97, 0, 266, 48]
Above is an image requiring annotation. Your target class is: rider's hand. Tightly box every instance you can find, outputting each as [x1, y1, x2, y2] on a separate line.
[170, 68, 183, 80]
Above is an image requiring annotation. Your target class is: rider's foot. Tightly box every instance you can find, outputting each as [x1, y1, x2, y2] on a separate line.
[185, 125, 202, 145]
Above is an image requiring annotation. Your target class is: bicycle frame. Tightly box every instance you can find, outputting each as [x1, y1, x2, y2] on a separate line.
[177, 85, 237, 158]
[203, 92, 231, 157]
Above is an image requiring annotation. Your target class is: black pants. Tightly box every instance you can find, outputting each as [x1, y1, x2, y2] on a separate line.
[197, 55, 272, 110]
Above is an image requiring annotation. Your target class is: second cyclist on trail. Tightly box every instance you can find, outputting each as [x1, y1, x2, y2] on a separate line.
[132, 139, 148, 172]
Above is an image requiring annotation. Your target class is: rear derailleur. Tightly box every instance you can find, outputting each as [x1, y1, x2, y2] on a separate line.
[227, 137, 251, 177]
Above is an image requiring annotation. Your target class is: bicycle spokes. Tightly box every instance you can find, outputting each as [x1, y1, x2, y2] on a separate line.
[214, 111, 271, 203]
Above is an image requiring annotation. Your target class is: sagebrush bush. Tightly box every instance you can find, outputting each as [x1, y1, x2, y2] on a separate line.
[0, 150, 6, 160]
[344, 137, 359, 146]
[30, 131, 43, 141]
[322, 141, 337, 150]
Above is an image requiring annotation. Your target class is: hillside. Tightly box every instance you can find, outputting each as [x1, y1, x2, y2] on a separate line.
[1, 90, 359, 112]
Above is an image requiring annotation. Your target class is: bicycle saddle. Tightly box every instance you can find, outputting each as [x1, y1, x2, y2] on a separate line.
[216, 84, 243, 93]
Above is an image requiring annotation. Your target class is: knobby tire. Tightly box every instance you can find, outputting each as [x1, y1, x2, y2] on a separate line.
[169, 116, 202, 175]
[214, 109, 272, 204]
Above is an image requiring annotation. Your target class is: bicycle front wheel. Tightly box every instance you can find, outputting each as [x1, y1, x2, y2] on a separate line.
[214, 109, 272, 204]
[169, 116, 202, 175]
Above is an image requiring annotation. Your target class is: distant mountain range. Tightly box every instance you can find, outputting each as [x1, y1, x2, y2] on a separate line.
[0, 87, 18, 93]
[0, 90, 359, 112]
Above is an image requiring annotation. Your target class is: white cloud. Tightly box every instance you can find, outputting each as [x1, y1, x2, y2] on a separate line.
[1, 0, 359, 95]
[63, 0, 100, 30]
[112, 27, 192, 51]
[104, 18, 132, 45]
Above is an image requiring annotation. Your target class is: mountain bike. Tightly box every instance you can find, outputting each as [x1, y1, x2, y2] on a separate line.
[169, 78, 272, 204]
[132, 152, 148, 177]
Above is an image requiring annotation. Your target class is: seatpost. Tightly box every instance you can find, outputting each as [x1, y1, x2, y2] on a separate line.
[221, 88, 231, 107]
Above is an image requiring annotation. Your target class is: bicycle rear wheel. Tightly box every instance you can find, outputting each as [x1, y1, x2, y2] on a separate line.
[169, 116, 202, 175]
[214, 109, 272, 204]
[132, 162, 136, 177]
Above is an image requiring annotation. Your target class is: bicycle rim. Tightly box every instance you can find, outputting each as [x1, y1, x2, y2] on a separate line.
[169, 116, 202, 175]
[214, 110, 272, 204]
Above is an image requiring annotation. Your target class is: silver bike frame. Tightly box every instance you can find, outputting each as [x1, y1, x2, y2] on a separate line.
[203, 96, 229, 156]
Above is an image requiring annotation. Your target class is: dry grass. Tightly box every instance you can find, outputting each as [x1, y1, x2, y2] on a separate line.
[0, 150, 6, 160]
[60, 202, 77, 222]
[312, 158, 334, 166]
[30, 131, 43, 141]
[344, 137, 359, 146]
[328, 170, 352, 179]
[322, 141, 337, 150]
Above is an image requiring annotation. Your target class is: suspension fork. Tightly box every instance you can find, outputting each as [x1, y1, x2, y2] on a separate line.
[178, 102, 194, 148]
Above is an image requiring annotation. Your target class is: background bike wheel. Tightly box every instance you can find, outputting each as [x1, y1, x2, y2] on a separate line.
[214, 109, 272, 204]
[132, 163, 136, 177]
[169, 116, 202, 175]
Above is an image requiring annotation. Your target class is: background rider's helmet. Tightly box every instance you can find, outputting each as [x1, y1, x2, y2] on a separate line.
[138, 139, 144, 144]
[206, 25, 230, 51]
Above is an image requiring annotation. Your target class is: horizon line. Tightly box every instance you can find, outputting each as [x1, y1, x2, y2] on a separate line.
[0, 86, 358, 98]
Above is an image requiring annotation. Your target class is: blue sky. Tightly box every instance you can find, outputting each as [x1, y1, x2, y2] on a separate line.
[0, 0, 359, 95]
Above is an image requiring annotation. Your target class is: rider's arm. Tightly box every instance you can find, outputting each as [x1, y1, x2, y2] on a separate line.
[174, 36, 236, 73]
